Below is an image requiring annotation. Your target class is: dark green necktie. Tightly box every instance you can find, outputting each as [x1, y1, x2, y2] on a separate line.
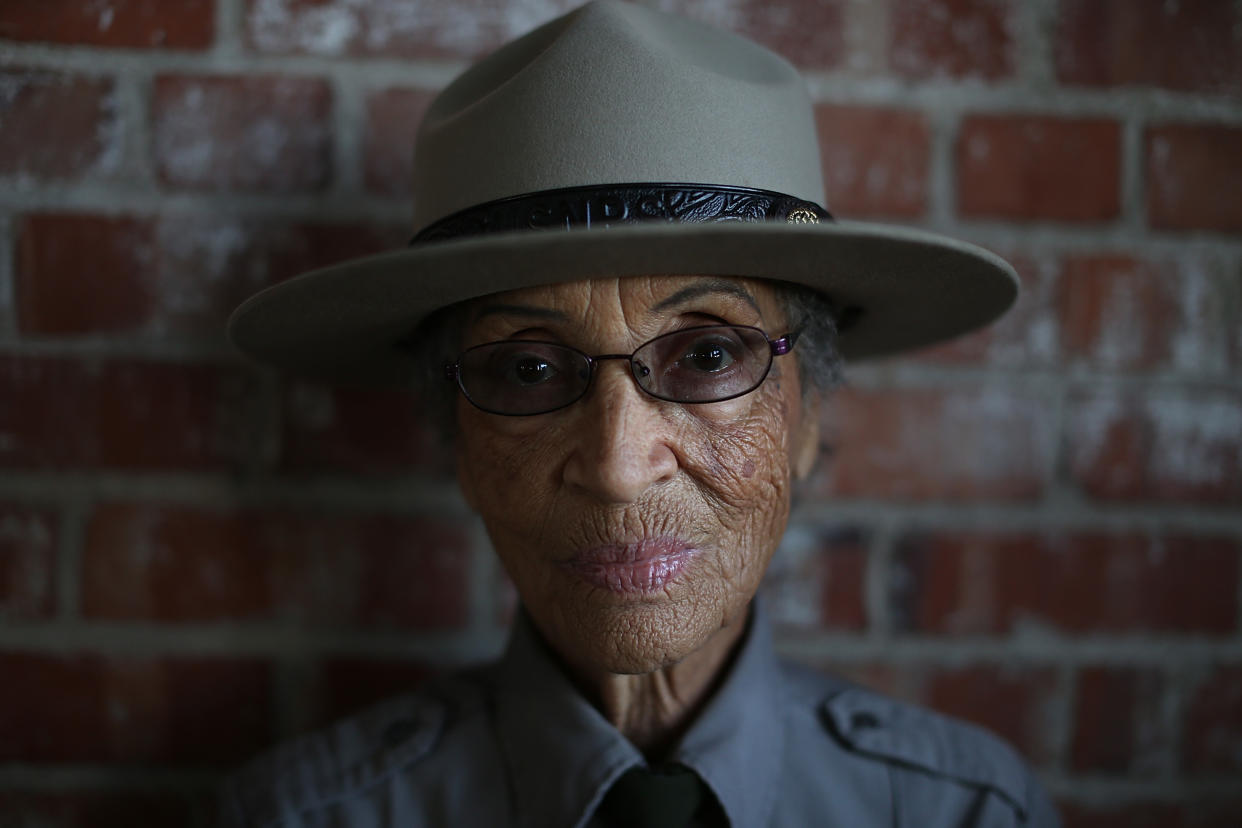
[596, 763, 725, 828]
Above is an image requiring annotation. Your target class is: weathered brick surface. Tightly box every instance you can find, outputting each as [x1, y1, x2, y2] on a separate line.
[0, 792, 214, 828]
[0, 69, 118, 181]
[764, 526, 868, 631]
[243, 0, 580, 59]
[1055, 0, 1242, 96]
[1065, 388, 1242, 504]
[311, 657, 436, 727]
[892, 532, 1240, 635]
[16, 213, 158, 336]
[913, 250, 1059, 366]
[816, 387, 1055, 500]
[956, 116, 1121, 222]
[152, 75, 333, 193]
[1059, 800, 1242, 828]
[815, 105, 929, 218]
[82, 503, 471, 628]
[281, 381, 450, 475]
[890, 0, 1014, 80]
[1146, 124, 1242, 233]
[1071, 667, 1169, 774]
[1056, 254, 1233, 374]
[656, 0, 848, 70]
[365, 87, 437, 197]
[1182, 665, 1242, 774]
[0, 504, 58, 620]
[0, 356, 257, 471]
[919, 664, 1060, 766]
[0, 653, 273, 764]
[0, 0, 216, 50]
[15, 213, 404, 339]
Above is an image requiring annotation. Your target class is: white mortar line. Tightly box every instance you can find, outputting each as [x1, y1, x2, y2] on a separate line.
[1119, 111, 1146, 233]
[0, 211, 13, 336]
[55, 495, 89, 621]
[1013, 0, 1057, 90]
[215, 0, 246, 60]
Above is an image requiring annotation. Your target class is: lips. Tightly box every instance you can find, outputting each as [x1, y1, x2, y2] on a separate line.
[558, 537, 697, 594]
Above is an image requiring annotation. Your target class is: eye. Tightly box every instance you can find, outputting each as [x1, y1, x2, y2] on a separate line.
[677, 336, 740, 374]
[505, 353, 559, 386]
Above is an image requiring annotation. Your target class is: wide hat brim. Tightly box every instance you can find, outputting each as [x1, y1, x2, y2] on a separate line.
[227, 220, 1017, 386]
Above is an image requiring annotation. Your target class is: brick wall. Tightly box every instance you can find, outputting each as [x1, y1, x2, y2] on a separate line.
[1, 1, 1239, 825]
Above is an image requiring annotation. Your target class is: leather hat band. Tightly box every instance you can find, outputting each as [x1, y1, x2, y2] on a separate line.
[411, 183, 833, 244]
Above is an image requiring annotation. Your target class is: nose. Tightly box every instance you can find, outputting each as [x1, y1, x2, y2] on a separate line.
[561, 362, 679, 504]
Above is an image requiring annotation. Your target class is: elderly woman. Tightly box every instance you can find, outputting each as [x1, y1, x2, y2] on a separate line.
[223, 2, 1058, 826]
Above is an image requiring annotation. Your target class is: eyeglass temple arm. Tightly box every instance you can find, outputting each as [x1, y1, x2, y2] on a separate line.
[769, 330, 799, 356]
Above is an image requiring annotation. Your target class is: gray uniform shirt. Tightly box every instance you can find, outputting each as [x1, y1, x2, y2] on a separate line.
[220, 607, 1061, 827]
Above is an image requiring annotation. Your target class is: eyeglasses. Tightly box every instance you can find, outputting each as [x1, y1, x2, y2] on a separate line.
[445, 324, 797, 416]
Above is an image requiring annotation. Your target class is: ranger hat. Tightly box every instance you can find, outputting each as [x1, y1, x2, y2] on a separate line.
[228, 0, 1017, 384]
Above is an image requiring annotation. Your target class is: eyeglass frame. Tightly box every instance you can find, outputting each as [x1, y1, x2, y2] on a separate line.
[443, 324, 799, 417]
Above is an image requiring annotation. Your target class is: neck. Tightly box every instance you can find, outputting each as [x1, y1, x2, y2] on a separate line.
[571, 609, 751, 760]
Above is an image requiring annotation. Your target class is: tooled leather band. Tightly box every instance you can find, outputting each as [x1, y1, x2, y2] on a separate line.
[410, 183, 833, 244]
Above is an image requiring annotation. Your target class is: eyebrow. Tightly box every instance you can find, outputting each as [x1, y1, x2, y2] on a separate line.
[652, 279, 761, 314]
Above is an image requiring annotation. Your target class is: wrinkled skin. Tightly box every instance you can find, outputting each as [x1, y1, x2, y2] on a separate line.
[454, 275, 820, 752]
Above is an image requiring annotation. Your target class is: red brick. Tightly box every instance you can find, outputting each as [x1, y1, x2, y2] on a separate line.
[0, 356, 256, 471]
[914, 250, 1059, 366]
[764, 527, 868, 632]
[0, 504, 58, 620]
[152, 75, 332, 193]
[1061, 800, 1242, 828]
[311, 657, 435, 726]
[956, 115, 1121, 222]
[281, 381, 450, 475]
[1056, 254, 1232, 373]
[1059, 802, 1182, 828]
[1071, 667, 1169, 774]
[82, 503, 471, 629]
[0, 69, 117, 181]
[815, 105, 929, 218]
[1146, 124, 1242, 233]
[919, 664, 1059, 765]
[0, 792, 213, 828]
[0, 0, 215, 49]
[1182, 665, 1242, 774]
[890, 0, 1015, 80]
[15, 213, 403, 338]
[364, 87, 435, 197]
[1055, 0, 1242, 96]
[1066, 388, 1242, 504]
[892, 532, 1239, 635]
[259, 221, 406, 286]
[16, 213, 157, 336]
[815, 387, 1054, 500]
[243, 0, 576, 59]
[657, 0, 848, 70]
[0, 653, 272, 764]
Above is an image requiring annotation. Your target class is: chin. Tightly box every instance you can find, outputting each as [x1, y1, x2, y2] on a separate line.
[533, 586, 735, 676]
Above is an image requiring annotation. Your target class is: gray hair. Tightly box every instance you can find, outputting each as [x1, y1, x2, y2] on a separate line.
[404, 280, 843, 436]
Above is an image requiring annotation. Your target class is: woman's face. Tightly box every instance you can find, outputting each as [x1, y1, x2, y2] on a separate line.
[453, 275, 819, 676]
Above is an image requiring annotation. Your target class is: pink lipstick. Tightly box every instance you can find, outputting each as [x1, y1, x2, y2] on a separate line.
[559, 537, 697, 594]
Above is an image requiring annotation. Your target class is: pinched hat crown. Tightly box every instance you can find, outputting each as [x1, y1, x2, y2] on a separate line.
[227, 0, 1018, 385]
[411, 0, 826, 233]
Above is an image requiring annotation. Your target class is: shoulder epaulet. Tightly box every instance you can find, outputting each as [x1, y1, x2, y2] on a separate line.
[223, 690, 450, 828]
[821, 687, 1032, 819]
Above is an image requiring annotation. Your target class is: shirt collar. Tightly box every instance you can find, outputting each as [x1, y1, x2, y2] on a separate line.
[491, 602, 785, 828]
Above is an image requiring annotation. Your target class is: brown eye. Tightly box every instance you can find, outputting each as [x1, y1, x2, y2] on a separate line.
[679, 340, 737, 374]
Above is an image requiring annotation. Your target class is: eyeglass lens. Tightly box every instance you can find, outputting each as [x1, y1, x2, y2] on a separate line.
[455, 325, 777, 416]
